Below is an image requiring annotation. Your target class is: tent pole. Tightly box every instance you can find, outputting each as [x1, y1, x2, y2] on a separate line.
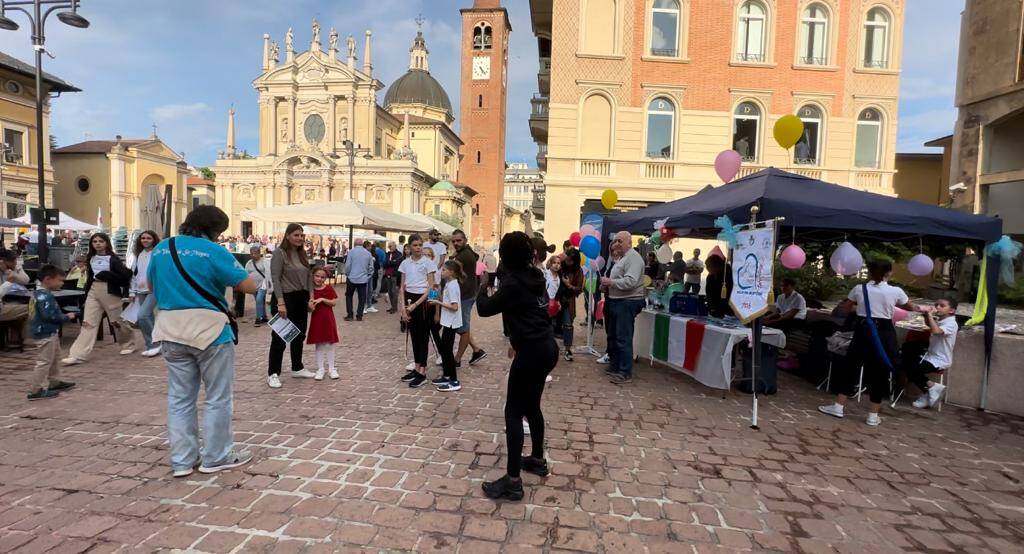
[749, 205, 761, 430]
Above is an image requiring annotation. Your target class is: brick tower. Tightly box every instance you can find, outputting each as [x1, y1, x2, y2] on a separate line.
[459, 0, 510, 245]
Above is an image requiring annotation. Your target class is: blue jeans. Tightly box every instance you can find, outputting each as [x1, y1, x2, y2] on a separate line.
[164, 341, 235, 471]
[253, 288, 267, 321]
[136, 292, 158, 350]
[559, 306, 574, 348]
[606, 297, 645, 377]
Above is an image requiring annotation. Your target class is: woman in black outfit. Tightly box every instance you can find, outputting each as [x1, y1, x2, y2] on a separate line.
[477, 231, 559, 501]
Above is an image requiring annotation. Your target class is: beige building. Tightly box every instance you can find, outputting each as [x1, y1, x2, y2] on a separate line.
[0, 52, 79, 219]
[212, 21, 470, 237]
[950, 0, 1024, 236]
[504, 162, 543, 211]
[424, 179, 477, 237]
[529, 0, 905, 243]
[52, 136, 189, 232]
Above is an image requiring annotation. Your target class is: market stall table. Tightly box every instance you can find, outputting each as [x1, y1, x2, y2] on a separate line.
[634, 309, 785, 390]
[3, 288, 85, 307]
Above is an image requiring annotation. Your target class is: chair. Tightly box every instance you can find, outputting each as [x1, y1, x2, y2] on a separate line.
[891, 366, 948, 411]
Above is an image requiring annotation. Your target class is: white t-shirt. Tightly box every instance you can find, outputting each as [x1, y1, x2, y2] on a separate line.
[399, 256, 435, 294]
[131, 250, 153, 293]
[922, 316, 959, 369]
[775, 291, 807, 320]
[847, 281, 909, 319]
[684, 257, 704, 284]
[90, 255, 111, 276]
[439, 280, 463, 329]
[544, 268, 559, 299]
[427, 241, 447, 267]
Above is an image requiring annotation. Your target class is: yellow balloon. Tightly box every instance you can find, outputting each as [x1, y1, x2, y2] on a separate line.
[601, 189, 618, 210]
[643, 275, 653, 287]
[773, 115, 805, 150]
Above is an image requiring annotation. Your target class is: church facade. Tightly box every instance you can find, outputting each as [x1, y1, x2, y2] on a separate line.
[213, 20, 469, 238]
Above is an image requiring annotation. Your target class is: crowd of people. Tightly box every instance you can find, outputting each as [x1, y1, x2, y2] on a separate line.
[2, 209, 962, 501]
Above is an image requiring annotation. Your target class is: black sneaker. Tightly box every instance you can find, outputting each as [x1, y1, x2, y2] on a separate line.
[609, 373, 633, 384]
[27, 389, 59, 401]
[521, 456, 549, 477]
[400, 370, 419, 382]
[356, 316, 363, 322]
[469, 350, 488, 365]
[431, 376, 450, 386]
[254, 321, 263, 327]
[48, 380, 76, 392]
[482, 475, 524, 501]
[198, 450, 253, 474]
[344, 316, 354, 322]
[563, 350, 574, 362]
[437, 380, 461, 392]
[408, 373, 427, 388]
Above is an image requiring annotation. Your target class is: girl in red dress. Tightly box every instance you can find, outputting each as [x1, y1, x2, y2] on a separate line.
[306, 267, 339, 380]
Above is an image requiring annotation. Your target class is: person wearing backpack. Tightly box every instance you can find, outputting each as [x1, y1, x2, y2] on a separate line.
[148, 206, 258, 477]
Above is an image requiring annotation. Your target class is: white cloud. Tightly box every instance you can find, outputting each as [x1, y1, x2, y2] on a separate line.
[150, 102, 211, 121]
[900, 77, 955, 101]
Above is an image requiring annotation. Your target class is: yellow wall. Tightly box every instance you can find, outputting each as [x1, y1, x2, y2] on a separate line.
[0, 68, 59, 213]
[52, 154, 110, 226]
[894, 154, 945, 206]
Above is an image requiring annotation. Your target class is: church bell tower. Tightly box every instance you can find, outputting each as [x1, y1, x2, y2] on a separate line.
[459, 0, 510, 244]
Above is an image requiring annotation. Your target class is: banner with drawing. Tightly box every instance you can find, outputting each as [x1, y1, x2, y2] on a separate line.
[729, 221, 775, 324]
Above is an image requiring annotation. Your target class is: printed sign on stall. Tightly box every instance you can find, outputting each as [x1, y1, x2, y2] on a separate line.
[729, 221, 775, 323]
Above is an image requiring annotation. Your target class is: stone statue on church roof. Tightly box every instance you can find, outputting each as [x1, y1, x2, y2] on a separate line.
[285, 27, 294, 52]
[270, 40, 279, 63]
[329, 27, 339, 52]
[311, 18, 320, 48]
[347, 34, 356, 59]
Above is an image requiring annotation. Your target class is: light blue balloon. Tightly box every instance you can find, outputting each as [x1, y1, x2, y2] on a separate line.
[580, 235, 600, 259]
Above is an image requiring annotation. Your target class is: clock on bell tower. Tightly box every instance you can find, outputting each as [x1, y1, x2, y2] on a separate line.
[459, 0, 510, 244]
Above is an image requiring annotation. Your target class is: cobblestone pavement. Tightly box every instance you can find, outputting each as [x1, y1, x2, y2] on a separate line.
[1, 294, 1023, 553]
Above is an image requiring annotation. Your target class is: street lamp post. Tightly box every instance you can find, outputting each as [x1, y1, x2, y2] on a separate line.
[0, 0, 89, 265]
[341, 139, 372, 249]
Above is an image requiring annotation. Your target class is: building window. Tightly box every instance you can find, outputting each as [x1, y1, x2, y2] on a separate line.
[735, 0, 767, 62]
[855, 108, 883, 169]
[645, 96, 675, 159]
[433, 203, 441, 216]
[473, 22, 493, 50]
[76, 177, 90, 193]
[799, 3, 829, 65]
[3, 128, 25, 164]
[582, 0, 617, 55]
[476, 151, 481, 163]
[478, 94, 484, 108]
[863, 7, 890, 68]
[6, 191, 27, 218]
[650, 0, 680, 57]
[794, 105, 822, 165]
[732, 102, 760, 162]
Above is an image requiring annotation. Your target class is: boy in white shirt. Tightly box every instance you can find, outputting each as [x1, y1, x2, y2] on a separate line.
[765, 278, 807, 332]
[904, 297, 958, 409]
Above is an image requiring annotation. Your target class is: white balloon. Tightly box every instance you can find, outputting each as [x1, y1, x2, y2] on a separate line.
[830, 242, 863, 276]
[656, 244, 674, 264]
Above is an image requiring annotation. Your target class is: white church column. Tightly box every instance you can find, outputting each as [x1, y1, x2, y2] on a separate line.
[330, 96, 337, 153]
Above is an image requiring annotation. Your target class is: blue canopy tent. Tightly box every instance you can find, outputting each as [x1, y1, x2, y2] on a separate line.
[603, 168, 1004, 409]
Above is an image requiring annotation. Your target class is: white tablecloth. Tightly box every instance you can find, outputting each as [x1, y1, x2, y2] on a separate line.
[633, 309, 785, 390]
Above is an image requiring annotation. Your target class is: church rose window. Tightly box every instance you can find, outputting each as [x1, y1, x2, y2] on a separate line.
[303, 114, 326, 144]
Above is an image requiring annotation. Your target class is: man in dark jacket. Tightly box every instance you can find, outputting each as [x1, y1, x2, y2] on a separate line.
[450, 229, 487, 365]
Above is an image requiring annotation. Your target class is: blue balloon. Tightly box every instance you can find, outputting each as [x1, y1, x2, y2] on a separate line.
[580, 235, 600, 259]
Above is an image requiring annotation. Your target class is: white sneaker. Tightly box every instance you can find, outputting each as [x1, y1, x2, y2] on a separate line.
[314, 368, 325, 381]
[329, 368, 339, 380]
[61, 357, 82, 366]
[291, 369, 317, 379]
[435, 356, 443, 365]
[912, 397, 929, 409]
[365, 306, 379, 313]
[927, 383, 946, 407]
[523, 421, 531, 435]
[866, 413, 881, 426]
[546, 375, 553, 383]
[119, 347, 135, 355]
[405, 361, 416, 371]
[141, 347, 162, 358]
[596, 354, 610, 364]
[817, 403, 845, 418]
[267, 374, 282, 388]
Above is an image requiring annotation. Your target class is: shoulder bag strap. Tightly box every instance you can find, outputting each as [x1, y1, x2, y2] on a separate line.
[861, 283, 894, 371]
[169, 238, 238, 342]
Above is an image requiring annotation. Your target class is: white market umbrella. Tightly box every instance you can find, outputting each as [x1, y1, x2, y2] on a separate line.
[15, 211, 97, 231]
[405, 213, 457, 235]
[240, 200, 430, 233]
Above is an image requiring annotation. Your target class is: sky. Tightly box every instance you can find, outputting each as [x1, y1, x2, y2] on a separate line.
[0, 0, 963, 169]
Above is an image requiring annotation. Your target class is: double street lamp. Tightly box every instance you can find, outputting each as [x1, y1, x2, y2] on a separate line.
[341, 139, 372, 249]
[0, 0, 88, 264]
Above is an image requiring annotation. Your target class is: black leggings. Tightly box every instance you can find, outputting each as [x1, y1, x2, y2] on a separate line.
[440, 326, 458, 381]
[406, 291, 431, 367]
[844, 318, 897, 404]
[904, 358, 940, 393]
[505, 337, 559, 478]
[269, 290, 309, 376]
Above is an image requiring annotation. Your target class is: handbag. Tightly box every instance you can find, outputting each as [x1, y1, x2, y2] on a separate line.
[860, 283, 893, 371]
[169, 237, 239, 345]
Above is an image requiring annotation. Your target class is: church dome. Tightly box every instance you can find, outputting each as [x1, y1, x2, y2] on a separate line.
[384, 70, 452, 115]
[431, 180, 457, 191]
[384, 30, 452, 117]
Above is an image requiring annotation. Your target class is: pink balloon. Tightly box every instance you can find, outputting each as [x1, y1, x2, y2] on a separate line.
[893, 307, 909, 322]
[580, 224, 599, 238]
[476, 261, 486, 276]
[829, 242, 863, 276]
[714, 150, 742, 183]
[780, 244, 806, 269]
[594, 255, 606, 271]
[907, 253, 934, 277]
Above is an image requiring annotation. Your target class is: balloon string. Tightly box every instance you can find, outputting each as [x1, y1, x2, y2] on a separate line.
[791, 226, 795, 245]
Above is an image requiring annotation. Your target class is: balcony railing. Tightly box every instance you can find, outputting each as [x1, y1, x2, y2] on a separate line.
[644, 162, 675, 180]
[855, 171, 884, 190]
[799, 56, 828, 66]
[539, 57, 551, 72]
[791, 168, 822, 180]
[738, 165, 764, 178]
[578, 160, 612, 177]
[863, 59, 889, 69]
[650, 48, 679, 58]
[530, 94, 549, 116]
[735, 52, 765, 63]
